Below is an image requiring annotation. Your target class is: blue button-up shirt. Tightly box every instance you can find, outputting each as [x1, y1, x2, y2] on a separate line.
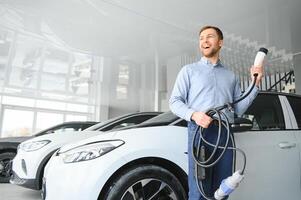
[169, 57, 258, 122]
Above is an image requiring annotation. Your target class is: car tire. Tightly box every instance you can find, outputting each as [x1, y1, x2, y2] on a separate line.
[0, 152, 16, 183]
[104, 164, 187, 200]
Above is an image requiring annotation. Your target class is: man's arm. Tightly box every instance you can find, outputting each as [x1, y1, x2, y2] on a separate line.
[169, 66, 195, 121]
[169, 66, 213, 128]
[234, 65, 263, 116]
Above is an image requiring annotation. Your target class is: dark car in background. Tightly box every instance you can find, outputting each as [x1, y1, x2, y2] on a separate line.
[0, 121, 98, 183]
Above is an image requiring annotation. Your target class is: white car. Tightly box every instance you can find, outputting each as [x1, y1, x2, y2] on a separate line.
[10, 112, 160, 190]
[43, 92, 301, 200]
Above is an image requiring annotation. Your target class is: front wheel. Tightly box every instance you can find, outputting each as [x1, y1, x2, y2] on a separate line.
[0, 152, 16, 183]
[103, 164, 187, 200]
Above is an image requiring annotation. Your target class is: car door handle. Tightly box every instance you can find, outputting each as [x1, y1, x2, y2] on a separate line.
[278, 142, 296, 149]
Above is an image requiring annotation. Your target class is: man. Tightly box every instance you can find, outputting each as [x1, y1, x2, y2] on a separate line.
[169, 26, 263, 200]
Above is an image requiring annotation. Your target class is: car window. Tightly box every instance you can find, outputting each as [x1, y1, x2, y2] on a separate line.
[101, 115, 157, 131]
[286, 96, 301, 129]
[175, 120, 187, 127]
[81, 123, 96, 130]
[85, 116, 125, 131]
[142, 112, 178, 124]
[241, 94, 285, 130]
[51, 124, 82, 134]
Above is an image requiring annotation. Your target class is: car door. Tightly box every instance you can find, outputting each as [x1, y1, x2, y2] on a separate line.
[285, 94, 301, 192]
[232, 93, 301, 200]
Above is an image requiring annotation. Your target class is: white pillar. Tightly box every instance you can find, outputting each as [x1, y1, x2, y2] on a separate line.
[93, 56, 112, 122]
[154, 50, 160, 111]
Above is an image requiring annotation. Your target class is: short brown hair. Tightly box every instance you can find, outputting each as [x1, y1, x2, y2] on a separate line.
[199, 26, 223, 40]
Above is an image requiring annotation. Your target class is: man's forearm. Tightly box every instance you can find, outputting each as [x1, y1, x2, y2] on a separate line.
[169, 98, 194, 121]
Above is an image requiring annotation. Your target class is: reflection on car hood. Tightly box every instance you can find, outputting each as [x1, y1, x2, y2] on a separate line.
[19, 130, 111, 152]
[0, 136, 33, 143]
[110, 121, 172, 132]
[58, 122, 178, 153]
[59, 124, 184, 153]
[58, 131, 118, 153]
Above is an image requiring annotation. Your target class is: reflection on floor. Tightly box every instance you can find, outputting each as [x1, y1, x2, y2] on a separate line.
[0, 183, 41, 200]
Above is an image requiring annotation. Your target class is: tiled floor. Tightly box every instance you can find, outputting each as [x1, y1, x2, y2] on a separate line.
[0, 183, 40, 200]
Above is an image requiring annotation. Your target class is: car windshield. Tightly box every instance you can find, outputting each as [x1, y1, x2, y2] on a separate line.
[84, 116, 124, 131]
[141, 111, 178, 124]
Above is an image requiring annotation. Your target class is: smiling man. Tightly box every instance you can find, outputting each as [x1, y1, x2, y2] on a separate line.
[169, 26, 263, 199]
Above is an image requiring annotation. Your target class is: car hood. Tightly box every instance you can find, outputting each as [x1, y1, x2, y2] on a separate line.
[20, 130, 113, 151]
[58, 131, 119, 153]
[0, 136, 33, 143]
[58, 124, 167, 153]
[59, 125, 186, 153]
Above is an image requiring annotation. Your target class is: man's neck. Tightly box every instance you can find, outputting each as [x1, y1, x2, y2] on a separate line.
[204, 56, 219, 64]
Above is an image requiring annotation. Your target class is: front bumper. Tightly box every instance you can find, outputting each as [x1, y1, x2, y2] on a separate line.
[44, 147, 128, 200]
[10, 170, 39, 190]
[11, 148, 49, 190]
[41, 177, 46, 200]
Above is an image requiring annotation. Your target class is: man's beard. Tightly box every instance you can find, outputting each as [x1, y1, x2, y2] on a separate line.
[202, 46, 221, 58]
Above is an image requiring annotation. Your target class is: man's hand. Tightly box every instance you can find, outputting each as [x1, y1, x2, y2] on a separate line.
[250, 65, 264, 86]
[191, 111, 213, 128]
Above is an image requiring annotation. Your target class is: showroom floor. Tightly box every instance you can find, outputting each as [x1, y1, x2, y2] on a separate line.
[0, 183, 41, 200]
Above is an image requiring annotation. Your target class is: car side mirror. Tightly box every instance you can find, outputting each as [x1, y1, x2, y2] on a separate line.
[231, 117, 253, 132]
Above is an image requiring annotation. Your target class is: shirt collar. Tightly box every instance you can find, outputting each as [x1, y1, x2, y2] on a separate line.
[200, 57, 222, 68]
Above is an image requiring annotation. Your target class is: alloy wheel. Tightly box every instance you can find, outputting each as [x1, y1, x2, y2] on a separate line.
[121, 178, 178, 200]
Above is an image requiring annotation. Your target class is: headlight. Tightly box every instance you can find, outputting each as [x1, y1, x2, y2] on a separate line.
[59, 140, 124, 163]
[20, 140, 51, 152]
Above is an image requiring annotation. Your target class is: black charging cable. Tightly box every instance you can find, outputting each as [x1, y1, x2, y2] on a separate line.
[192, 74, 258, 200]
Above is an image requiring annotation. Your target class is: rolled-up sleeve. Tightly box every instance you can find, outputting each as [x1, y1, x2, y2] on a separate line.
[169, 66, 195, 121]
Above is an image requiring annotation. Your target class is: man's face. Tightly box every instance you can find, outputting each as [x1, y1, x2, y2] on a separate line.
[199, 28, 223, 58]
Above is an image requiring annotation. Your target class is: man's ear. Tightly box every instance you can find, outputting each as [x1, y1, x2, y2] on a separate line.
[219, 40, 223, 47]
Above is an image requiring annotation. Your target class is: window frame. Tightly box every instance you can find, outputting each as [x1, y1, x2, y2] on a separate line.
[241, 93, 286, 131]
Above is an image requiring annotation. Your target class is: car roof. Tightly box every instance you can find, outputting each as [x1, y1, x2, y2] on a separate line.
[84, 111, 162, 131]
[114, 91, 300, 131]
[258, 90, 301, 98]
[112, 111, 179, 131]
[34, 121, 98, 136]
[52, 121, 98, 125]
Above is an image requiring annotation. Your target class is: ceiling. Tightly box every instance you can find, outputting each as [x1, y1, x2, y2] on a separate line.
[0, 0, 300, 67]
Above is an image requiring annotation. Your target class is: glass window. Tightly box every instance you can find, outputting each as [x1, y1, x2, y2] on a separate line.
[35, 112, 64, 132]
[241, 94, 285, 130]
[9, 66, 38, 88]
[9, 35, 42, 89]
[66, 114, 88, 122]
[36, 99, 66, 110]
[50, 124, 82, 134]
[66, 103, 88, 113]
[116, 64, 129, 100]
[0, 63, 5, 87]
[81, 123, 96, 130]
[0, 29, 12, 87]
[142, 112, 179, 125]
[175, 120, 187, 127]
[69, 53, 92, 96]
[1, 108, 34, 137]
[43, 48, 69, 74]
[286, 96, 301, 129]
[2, 96, 35, 107]
[40, 73, 66, 91]
[102, 114, 158, 131]
[36, 124, 79, 136]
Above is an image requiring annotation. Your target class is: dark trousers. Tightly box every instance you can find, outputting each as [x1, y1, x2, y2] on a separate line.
[187, 121, 233, 200]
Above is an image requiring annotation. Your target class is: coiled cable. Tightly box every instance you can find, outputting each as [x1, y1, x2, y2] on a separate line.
[192, 74, 258, 200]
